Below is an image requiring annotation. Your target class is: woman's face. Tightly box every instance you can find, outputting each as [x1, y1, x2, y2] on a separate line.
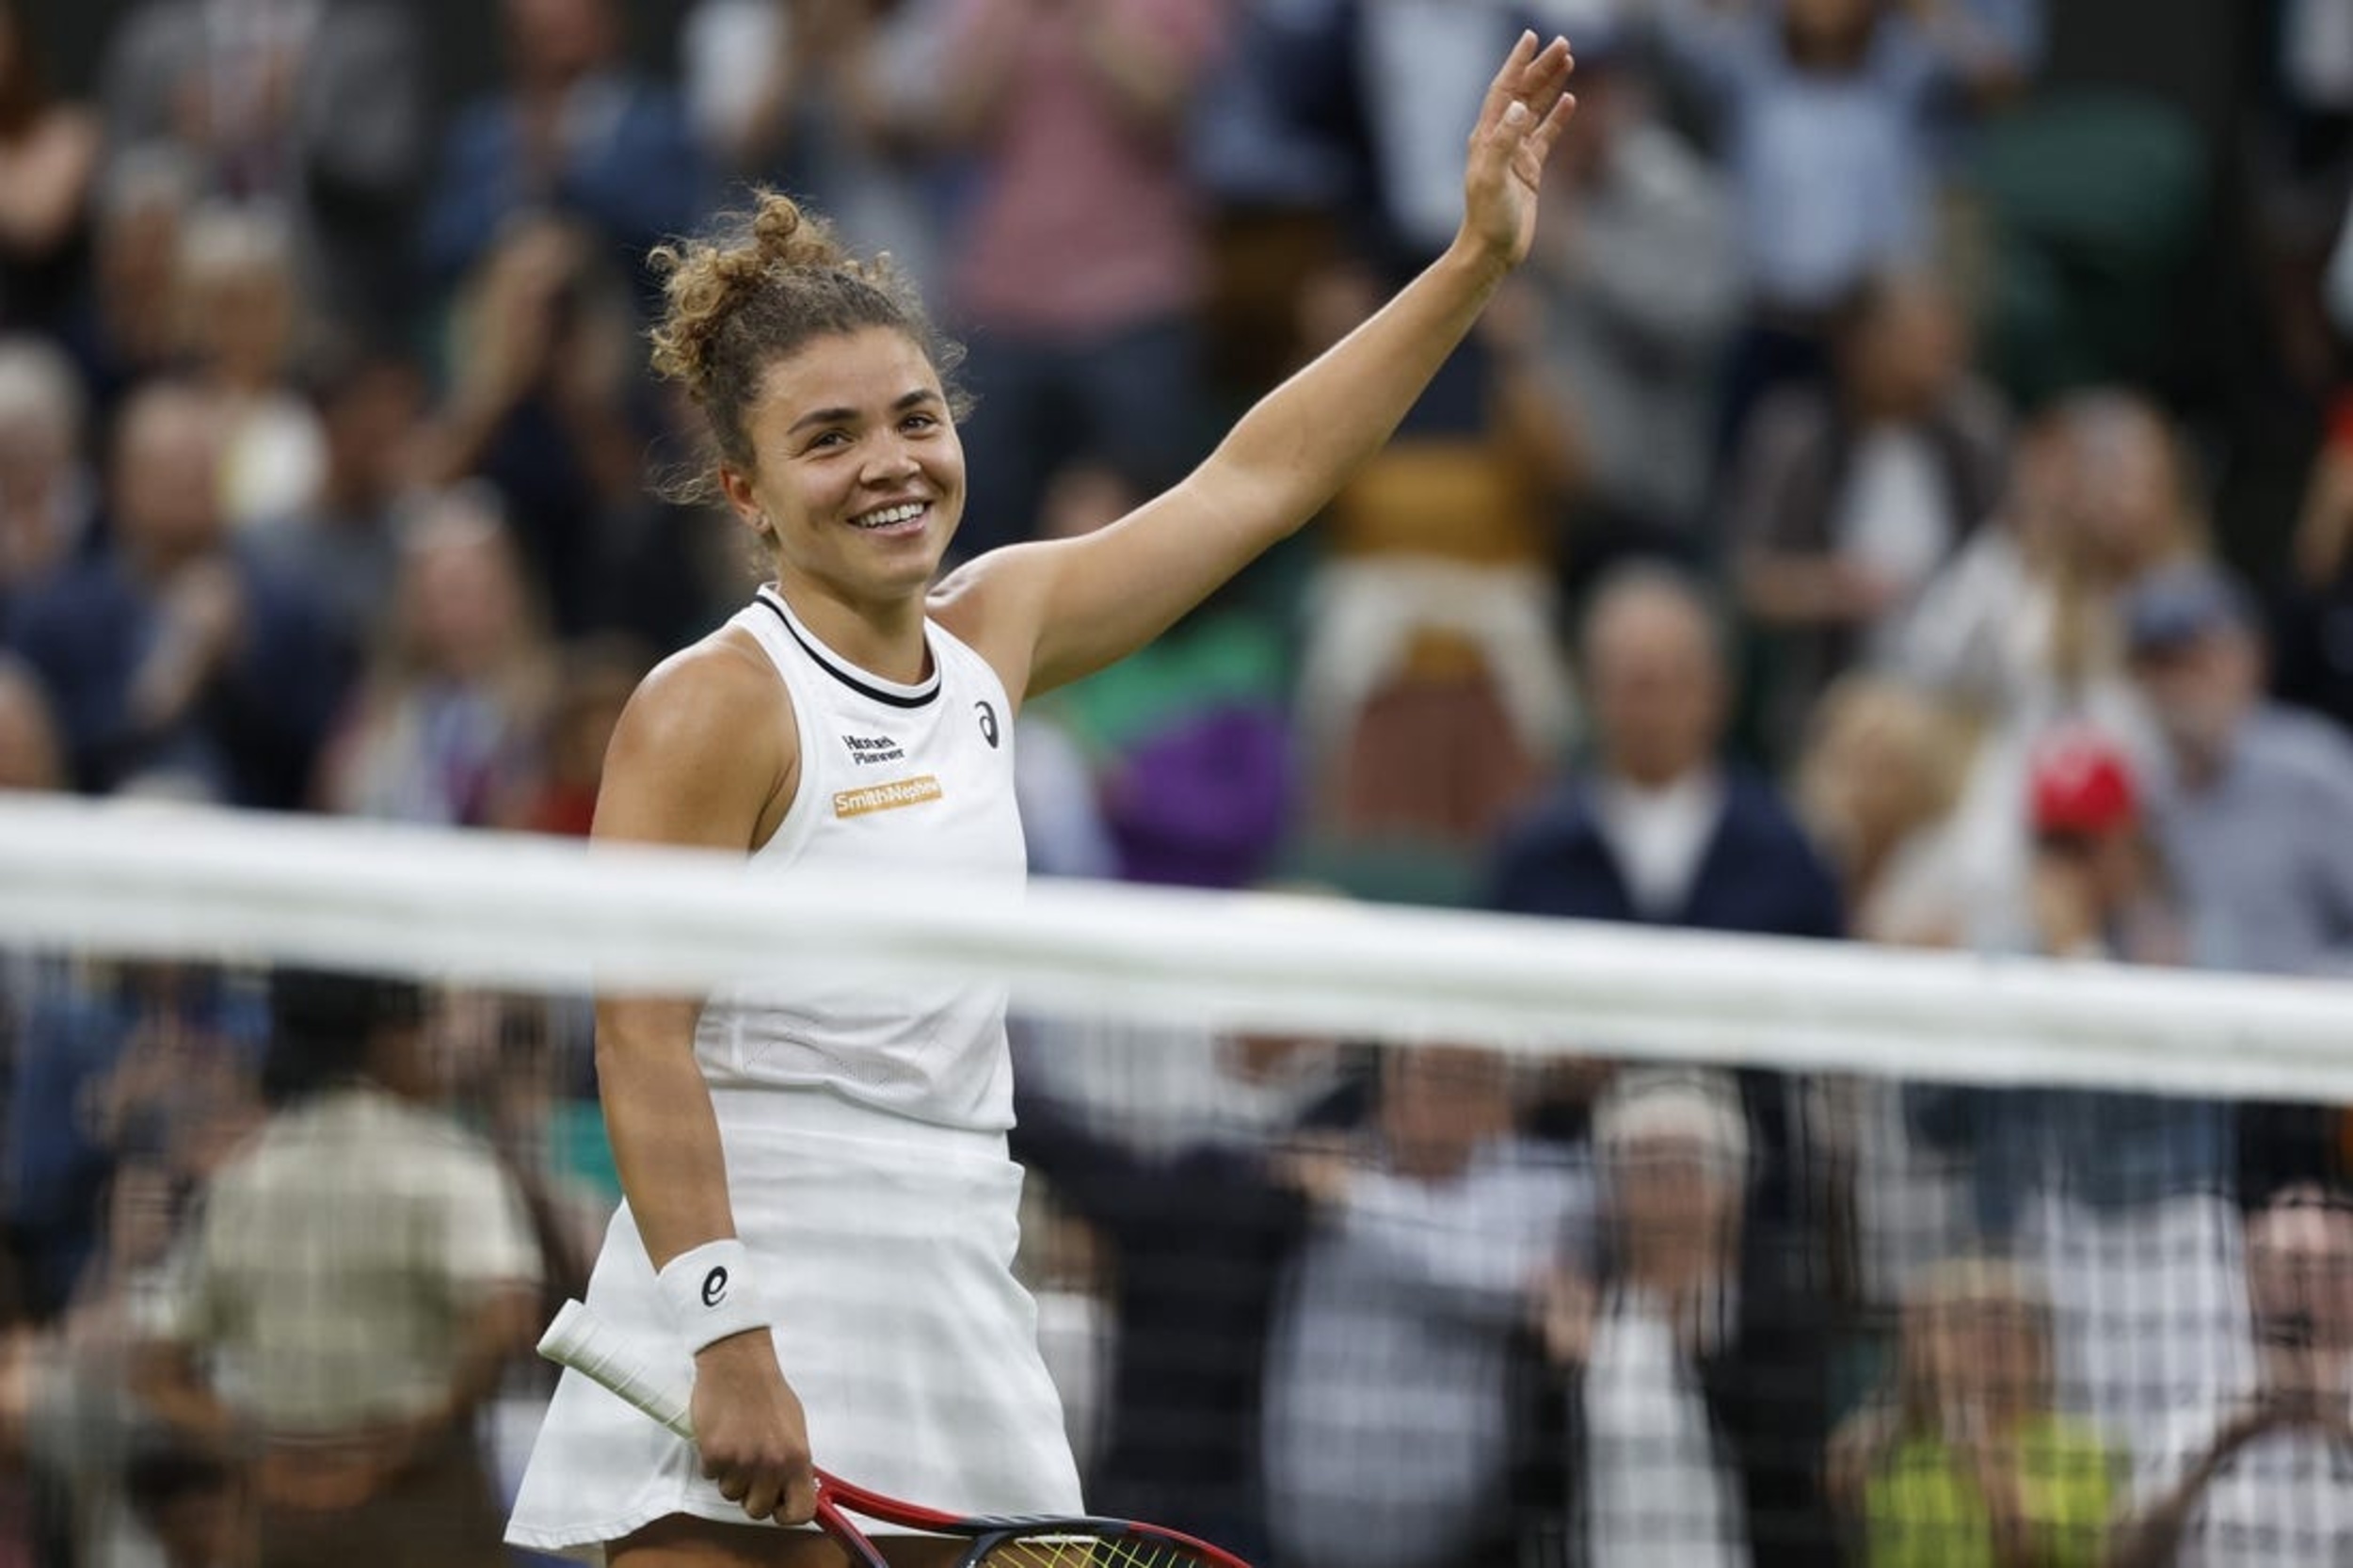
[722, 327, 965, 608]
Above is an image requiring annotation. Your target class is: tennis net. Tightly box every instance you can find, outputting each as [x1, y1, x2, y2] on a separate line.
[3, 793, 2351, 1566]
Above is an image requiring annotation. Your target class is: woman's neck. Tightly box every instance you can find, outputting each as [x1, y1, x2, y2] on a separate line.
[772, 578, 933, 684]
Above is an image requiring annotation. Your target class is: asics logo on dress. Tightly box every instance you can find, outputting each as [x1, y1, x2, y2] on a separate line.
[976, 701, 1000, 748]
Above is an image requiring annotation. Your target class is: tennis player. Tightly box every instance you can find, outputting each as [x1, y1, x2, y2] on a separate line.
[507, 32, 1577, 1567]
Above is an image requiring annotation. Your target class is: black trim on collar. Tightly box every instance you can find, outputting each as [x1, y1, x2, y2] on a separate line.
[755, 590, 939, 710]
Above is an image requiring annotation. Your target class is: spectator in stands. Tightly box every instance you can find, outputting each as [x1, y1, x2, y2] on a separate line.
[1896, 392, 2201, 736]
[1010, 1029, 1357, 1561]
[100, 0, 424, 330]
[1516, 1066, 1836, 1566]
[931, 0, 1227, 554]
[0, 336, 94, 623]
[1520, 22, 1738, 548]
[1, 963, 261, 1325]
[1490, 564, 1842, 1237]
[0, 657, 61, 792]
[1794, 673, 1976, 948]
[11, 1157, 225, 1568]
[1491, 562, 1843, 937]
[1912, 728, 2248, 1435]
[5, 379, 347, 807]
[0, 0, 100, 339]
[246, 341, 428, 648]
[1829, 1256, 2120, 1568]
[1891, 392, 2202, 948]
[421, 0, 707, 312]
[418, 213, 653, 635]
[132, 968, 542, 1568]
[314, 485, 554, 827]
[2122, 559, 2353, 977]
[1336, 1, 1598, 259]
[1290, 253, 1580, 855]
[1264, 1045, 1593, 1568]
[2110, 1186, 2353, 1567]
[1730, 269, 2010, 751]
[681, 0, 951, 298]
[1645, 0, 2026, 450]
[56, 148, 196, 421]
[173, 202, 327, 529]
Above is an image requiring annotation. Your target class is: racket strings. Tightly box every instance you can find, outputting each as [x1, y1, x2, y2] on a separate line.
[977, 1537, 1207, 1568]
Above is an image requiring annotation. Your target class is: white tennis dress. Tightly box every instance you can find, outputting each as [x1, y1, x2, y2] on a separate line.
[507, 585, 1082, 1561]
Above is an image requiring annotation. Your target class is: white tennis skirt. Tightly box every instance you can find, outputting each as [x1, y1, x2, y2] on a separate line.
[506, 1088, 1082, 1562]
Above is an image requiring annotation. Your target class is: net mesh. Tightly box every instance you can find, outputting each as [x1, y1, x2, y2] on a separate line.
[5, 798, 2353, 1567]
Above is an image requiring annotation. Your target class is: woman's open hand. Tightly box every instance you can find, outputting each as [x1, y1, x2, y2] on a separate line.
[1458, 32, 1578, 274]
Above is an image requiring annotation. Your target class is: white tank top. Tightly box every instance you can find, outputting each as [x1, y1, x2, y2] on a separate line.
[693, 584, 1026, 1132]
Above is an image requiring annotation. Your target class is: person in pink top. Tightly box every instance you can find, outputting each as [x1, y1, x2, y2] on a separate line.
[934, 0, 1229, 553]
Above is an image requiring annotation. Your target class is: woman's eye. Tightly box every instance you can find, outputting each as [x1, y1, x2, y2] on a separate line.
[902, 414, 937, 433]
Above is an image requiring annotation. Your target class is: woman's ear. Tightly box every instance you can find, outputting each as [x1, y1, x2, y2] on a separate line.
[717, 466, 774, 543]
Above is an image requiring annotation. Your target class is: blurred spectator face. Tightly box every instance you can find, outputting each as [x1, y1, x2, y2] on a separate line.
[319, 355, 425, 511]
[0, 336, 83, 581]
[1378, 1047, 1514, 1180]
[1597, 1071, 1747, 1257]
[112, 384, 228, 568]
[2126, 568, 2264, 765]
[1583, 575, 1726, 788]
[96, 155, 196, 353]
[1840, 274, 1965, 420]
[394, 493, 534, 680]
[504, 0, 617, 84]
[1799, 677, 1964, 861]
[1911, 1267, 2050, 1420]
[175, 207, 300, 392]
[2247, 1193, 2353, 1369]
[2063, 395, 2201, 580]
[2135, 627, 2259, 762]
[0, 661, 64, 791]
[1608, 1131, 1741, 1256]
[1785, 0, 1881, 65]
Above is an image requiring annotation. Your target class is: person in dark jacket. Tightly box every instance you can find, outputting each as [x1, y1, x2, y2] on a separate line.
[1489, 563, 1844, 1245]
[1511, 1067, 1838, 1567]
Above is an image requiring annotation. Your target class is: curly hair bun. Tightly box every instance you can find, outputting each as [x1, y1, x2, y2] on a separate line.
[644, 190, 959, 500]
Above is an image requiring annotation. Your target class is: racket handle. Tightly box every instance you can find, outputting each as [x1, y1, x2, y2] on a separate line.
[538, 1298, 697, 1441]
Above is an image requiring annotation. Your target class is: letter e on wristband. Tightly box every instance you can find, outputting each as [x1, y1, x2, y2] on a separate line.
[657, 1239, 765, 1352]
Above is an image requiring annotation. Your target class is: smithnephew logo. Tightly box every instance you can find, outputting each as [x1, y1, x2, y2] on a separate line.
[833, 776, 944, 818]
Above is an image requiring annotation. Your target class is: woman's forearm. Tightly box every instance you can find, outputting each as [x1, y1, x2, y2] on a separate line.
[595, 1000, 739, 1267]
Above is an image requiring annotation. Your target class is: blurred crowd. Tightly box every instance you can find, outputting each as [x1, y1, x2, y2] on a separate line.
[6, 0, 2353, 1562]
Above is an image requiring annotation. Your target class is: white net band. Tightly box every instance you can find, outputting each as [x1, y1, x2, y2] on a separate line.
[3, 793, 2350, 1103]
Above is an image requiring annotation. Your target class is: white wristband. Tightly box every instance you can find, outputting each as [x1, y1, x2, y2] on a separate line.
[656, 1239, 765, 1353]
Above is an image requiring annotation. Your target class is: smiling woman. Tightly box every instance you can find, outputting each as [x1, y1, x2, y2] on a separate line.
[505, 30, 1579, 1568]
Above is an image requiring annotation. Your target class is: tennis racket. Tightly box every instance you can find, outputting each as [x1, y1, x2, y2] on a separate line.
[537, 1299, 1255, 1568]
